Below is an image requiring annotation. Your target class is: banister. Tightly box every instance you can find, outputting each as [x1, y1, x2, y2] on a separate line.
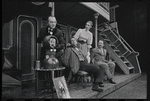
[106, 23, 135, 53]
[96, 2, 110, 12]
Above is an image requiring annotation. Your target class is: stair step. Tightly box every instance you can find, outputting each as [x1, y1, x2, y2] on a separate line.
[128, 66, 134, 70]
[123, 61, 129, 64]
[100, 34, 107, 38]
[110, 45, 116, 49]
[125, 62, 132, 67]
[114, 50, 120, 55]
[104, 38, 110, 41]
[104, 28, 110, 32]
[114, 49, 120, 53]
[119, 56, 127, 61]
[104, 39, 111, 44]
[104, 30, 112, 36]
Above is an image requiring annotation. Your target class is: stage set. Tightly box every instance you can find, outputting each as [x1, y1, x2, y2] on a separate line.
[2, 2, 142, 99]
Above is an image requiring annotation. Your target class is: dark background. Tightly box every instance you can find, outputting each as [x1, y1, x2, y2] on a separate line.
[111, 2, 148, 73]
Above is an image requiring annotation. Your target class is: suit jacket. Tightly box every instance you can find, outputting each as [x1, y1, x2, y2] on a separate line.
[91, 47, 109, 64]
[62, 46, 87, 74]
[37, 26, 65, 45]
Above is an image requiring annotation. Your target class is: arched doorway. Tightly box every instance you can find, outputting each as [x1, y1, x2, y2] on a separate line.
[18, 15, 38, 81]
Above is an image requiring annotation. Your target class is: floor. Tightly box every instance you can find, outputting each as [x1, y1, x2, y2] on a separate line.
[69, 73, 142, 98]
[102, 72, 147, 99]
[5, 72, 146, 99]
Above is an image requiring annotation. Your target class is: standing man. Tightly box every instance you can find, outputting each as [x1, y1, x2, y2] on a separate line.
[91, 40, 116, 85]
[37, 16, 66, 65]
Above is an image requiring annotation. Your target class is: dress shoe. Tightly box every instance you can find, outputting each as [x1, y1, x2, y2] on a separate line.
[108, 78, 116, 84]
[98, 82, 104, 87]
[92, 84, 103, 92]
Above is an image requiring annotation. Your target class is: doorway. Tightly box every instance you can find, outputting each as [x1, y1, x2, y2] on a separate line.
[18, 15, 38, 81]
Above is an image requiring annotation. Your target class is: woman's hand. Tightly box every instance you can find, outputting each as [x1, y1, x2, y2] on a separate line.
[87, 52, 90, 56]
[86, 52, 91, 63]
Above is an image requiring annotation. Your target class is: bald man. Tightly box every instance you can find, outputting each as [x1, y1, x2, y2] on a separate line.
[37, 16, 66, 65]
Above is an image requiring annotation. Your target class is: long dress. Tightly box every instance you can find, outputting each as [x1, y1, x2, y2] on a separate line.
[73, 28, 93, 57]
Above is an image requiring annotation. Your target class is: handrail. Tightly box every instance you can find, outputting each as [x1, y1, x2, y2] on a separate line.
[106, 23, 135, 53]
[110, 5, 119, 9]
[96, 2, 109, 12]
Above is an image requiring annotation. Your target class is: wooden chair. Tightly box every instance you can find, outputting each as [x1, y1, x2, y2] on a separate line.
[67, 70, 93, 88]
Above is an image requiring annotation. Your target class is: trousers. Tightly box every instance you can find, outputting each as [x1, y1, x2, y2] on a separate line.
[95, 61, 115, 80]
[79, 61, 103, 83]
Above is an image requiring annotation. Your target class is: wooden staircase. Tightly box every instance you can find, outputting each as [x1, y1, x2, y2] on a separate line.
[98, 22, 141, 75]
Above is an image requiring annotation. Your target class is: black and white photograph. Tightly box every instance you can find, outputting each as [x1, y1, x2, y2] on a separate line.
[2, 1, 147, 100]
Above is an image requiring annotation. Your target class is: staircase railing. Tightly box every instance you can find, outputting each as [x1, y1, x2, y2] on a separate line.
[105, 22, 137, 56]
[98, 22, 141, 74]
[96, 2, 109, 12]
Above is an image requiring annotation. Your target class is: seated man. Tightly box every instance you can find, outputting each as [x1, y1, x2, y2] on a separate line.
[91, 40, 116, 85]
[62, 38, 104, 92]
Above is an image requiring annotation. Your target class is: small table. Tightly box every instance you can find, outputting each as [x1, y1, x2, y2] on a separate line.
[35, 67, 65, 96]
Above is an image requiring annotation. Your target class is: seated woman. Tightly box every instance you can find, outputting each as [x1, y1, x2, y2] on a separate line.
[62, 38, 104, 92]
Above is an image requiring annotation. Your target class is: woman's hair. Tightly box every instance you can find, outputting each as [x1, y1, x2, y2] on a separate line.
[87, 21, 93, 26]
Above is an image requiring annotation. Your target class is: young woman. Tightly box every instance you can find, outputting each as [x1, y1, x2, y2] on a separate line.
[73, 21, 93, 63]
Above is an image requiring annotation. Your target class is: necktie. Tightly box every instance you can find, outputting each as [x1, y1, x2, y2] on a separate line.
[99, 48, 104, 55]
[101, 48, 104, 55]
